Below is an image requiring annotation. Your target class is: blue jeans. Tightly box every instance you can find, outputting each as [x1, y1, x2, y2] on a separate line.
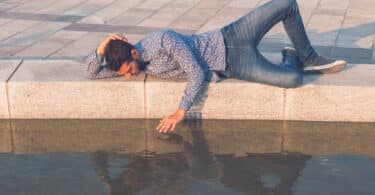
[221, 0, 317, 88]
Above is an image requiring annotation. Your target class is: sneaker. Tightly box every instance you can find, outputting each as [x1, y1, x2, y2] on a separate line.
[281, 47, 302, 70]
[303, 53, 347, 74]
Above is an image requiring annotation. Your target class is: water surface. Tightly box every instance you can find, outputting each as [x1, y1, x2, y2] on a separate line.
[0, 119, 374, 195]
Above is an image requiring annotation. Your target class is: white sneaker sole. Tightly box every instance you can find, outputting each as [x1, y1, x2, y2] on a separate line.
[303, 60, 347, 73]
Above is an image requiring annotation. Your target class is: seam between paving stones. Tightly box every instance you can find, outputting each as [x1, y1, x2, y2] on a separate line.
[5, 60, 23, 153]
[132, 0, 172, 26]
[195, 0, 236, 33]
[330, 0, 350, 58]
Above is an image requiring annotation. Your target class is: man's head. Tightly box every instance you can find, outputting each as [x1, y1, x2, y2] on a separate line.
[105, 40, 142, 78]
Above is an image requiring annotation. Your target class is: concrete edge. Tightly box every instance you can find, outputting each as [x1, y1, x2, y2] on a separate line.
[0, 60, 374, 121]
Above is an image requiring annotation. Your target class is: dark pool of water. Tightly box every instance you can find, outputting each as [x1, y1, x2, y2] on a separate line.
[0, 119, 375, 195]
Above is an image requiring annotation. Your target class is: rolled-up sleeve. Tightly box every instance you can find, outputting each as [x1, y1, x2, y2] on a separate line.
[162, 30, 205, 111]
[85, 50, 118, 79]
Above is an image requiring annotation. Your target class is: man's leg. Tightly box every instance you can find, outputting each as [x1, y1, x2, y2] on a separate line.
[226, 47, 303, 88]
[222, 0, 315, 62]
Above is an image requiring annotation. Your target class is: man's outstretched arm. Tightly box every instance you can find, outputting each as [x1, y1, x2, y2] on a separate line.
[156, 30, 205, 133]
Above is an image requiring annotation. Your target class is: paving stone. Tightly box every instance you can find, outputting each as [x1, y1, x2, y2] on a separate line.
[195, 0, 231, 9]
[307, 14, 343, 33]
[0, 60, 21, 118]
[138, 6, 192, 28]
[38, 0, 87, 14]
[0, 19, 40, 41]
[50, 30, 87, 40]
[108, 8, 154, 26]
[0, 12, 82, 22]
[285, 64, 375, 122]
[336, 35, 373, 49]
[197, 16, 236, 33]
[227, 0, 260, 9]
[1, 21, 69, 47]
[170, 8, 218, 30]
[145, 76, 285, 120]
[15, 38, 72, 58]
[63, 0, 116, 16]
[78, 0, 143, 24]
[350, 0, 375, 11]
[7, 0, 56, 12]
[12, 119, 146, 153]
[333, 56, 374, 65]
[284, 121, 375, 157]
[264, 22, 290, 41]
[0, 119, 11, 153]
[331, 47, 372, 59]
[167, 0, 200, 8]
[306, 14, 344, 46]
[136, 0, 172, 10]
[7, 60, 146, 119]
[50, 32, 107, 59]
[298, 0, 320, 9]
[0, 18, 10, 25]
[318, 0, 349, 10]
[0, 45, 25, 57]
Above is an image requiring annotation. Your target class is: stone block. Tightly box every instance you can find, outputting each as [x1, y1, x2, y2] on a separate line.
[79, 0, 143, 24]
[1, 21, 69, 47]
[12, 119, 146, 154]
[63, 0, 113, 16]
[38, 0, 87, 14]
[8, 60, 145, 119]
[318, 0, 349, 10]
[0, 119, 11, 153]
[0, 60, 21, 119]
[15, 38, 71, 58]
[138, 7, 190, 28]
[136, 0, 173, 10]
[0, 19, 40, 41]
[284, 121, 375, 157]
[108, 8, 154, 26]
[145, 76, 285, 120]
[227, 0, 260, 9]
[50, 32, 107, 58]
[285, 64, 375, 122]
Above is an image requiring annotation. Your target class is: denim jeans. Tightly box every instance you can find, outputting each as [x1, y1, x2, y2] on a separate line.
[221, 0, 317, 88]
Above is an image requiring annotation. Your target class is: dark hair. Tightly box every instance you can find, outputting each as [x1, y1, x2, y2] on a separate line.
[105, 40, 135, 71]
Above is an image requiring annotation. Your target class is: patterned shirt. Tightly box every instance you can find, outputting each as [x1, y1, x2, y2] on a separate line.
[85, 28, 227, 111]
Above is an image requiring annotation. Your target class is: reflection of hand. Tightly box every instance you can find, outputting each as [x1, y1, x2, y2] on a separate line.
[156, 109, 186, 133]
[97, 33, 129, 55]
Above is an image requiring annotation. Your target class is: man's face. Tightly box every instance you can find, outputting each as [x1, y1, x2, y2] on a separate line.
[117, 59, 140, 78]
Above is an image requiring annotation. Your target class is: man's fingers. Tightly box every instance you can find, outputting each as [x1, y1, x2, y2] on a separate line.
[171, 123, 176, 131]
[156, 122, 164, 130]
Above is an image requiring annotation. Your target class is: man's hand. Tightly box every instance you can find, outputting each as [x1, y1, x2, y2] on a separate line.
[156, 109, 186, 133]
[97, 33, 129, 55]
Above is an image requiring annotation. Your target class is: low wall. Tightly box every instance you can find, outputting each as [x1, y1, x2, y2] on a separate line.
[1, 60, 375, 121]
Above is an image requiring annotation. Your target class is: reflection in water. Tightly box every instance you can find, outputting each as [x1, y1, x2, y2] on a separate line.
[89, 120, 310, 195]
[0, 119, 375, 195]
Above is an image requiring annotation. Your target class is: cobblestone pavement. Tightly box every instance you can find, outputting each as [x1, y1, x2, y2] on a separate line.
[0, 0, 374, 64]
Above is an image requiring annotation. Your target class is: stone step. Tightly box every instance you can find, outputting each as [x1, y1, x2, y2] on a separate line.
[0, 60, 374, 121]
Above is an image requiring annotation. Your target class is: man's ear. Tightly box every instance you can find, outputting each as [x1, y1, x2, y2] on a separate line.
[131, 48, 140, 59]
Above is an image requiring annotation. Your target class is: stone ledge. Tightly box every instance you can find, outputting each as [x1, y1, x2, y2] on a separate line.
[7, 60, 145, 119]
[1, 60, 375, 121]
[0, 60, 21, 118]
